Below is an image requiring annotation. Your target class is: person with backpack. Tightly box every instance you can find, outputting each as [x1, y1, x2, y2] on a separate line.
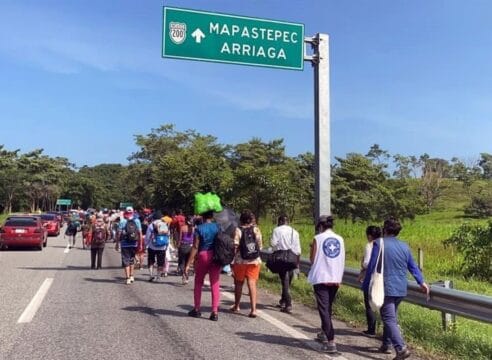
[90, 216, 109, 269]
[307, 215, 345, 354]
[135, 215, 148, 270]
[65, 219, 78, 249]
[270, 215, 301, 314]
[115, 207, 143, 285]
[184, 210, 221, 321]
[177, 216, 195, 284]
[145, 211, 169, 282]
[230, 210, 263, 318]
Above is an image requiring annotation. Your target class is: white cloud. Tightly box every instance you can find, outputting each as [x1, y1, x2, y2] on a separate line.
[0, 2, 312, 121]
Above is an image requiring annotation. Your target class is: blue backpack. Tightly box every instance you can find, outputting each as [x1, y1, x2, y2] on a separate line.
[153, 234, 169, 247]
[152, 221, 169, 247]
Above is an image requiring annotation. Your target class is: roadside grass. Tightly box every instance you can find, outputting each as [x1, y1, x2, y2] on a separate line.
[257, 209, 492, 360]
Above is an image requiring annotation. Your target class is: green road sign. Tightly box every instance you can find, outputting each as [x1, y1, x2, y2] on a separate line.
[56, 199, 72, 206]
[119, 202, 133, 210]
[162, 7, 304, 70]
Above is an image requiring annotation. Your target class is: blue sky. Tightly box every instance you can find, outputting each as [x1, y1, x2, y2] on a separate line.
[0, 0, 491, 166]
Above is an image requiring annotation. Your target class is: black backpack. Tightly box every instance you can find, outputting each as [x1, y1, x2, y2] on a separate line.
[239, 226, 260, 260]
[213, 224, 236, 266]
[123, 219, 139, 242]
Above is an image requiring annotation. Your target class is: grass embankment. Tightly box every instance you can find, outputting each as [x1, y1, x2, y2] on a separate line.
[257, 205, 492, 359]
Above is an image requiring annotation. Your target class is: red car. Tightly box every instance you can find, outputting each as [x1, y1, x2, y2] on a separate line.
[0, 216, 47, 250]
[40, 213, 60, 236]
[46, 211, 63, 226]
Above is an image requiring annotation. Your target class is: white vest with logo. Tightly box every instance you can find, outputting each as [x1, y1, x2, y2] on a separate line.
[307, 229, 345, 285]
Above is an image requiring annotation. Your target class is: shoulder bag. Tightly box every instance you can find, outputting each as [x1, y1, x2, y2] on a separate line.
[369, 238, 385, 312]
[266, 228, 298, 273]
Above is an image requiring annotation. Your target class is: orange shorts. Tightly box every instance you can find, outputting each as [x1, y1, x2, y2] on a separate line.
[232, 263, 261, 282]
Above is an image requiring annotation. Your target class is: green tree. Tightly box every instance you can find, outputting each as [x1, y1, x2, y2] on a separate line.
[130, 125, 233, 213]
[332, 153, 419, 221]
[444, 222, 492, 280]
[478, 153, 492, 179]
[229, 138, 296, 220]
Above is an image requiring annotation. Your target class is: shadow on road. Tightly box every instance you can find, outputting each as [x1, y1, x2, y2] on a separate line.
[236, 331, 382, 359]
[340, 344, 384, 359]
[1, 247, 42, 252]
[20, 265, 123, 271]
[235, 331, 314, 352]
[122, 305, 190, 319]
[84, 277, 126, 283]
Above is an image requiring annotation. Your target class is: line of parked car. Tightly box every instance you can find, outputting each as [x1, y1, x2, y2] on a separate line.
[0, 211, 65, 251]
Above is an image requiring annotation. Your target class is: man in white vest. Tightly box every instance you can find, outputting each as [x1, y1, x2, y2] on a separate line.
[308, 215, 345, 354]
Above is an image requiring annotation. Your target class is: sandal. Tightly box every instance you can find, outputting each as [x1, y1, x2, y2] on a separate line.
[229, 306, 240, 313]
[248, 312, 257, 318]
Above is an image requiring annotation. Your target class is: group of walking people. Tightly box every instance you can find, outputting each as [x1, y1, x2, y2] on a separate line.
[73, 203, 427, 360]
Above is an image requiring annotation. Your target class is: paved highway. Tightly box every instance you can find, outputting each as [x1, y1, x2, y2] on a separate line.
[0, 230, 422, 360]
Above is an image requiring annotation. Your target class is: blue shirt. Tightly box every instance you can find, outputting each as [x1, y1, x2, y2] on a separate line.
[118, 218, 142, 248]
[362, 237, 424, 297]
[196, 222, 219, 251]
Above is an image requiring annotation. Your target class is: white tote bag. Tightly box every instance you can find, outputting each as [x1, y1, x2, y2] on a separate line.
[369, 238, 385, 312]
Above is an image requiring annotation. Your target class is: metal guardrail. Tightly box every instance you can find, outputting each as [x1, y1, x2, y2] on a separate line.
[260, 251, 492, 324]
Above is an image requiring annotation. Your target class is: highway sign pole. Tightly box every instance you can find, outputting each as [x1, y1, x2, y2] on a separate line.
[305, 34, 330, 220]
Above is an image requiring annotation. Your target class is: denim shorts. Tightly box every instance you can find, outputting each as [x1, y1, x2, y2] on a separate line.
[121, 247, 137, 267]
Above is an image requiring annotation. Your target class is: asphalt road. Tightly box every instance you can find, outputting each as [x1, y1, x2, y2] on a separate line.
[0, 229, 421, 360]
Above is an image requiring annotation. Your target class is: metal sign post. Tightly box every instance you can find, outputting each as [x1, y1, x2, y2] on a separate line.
[305, 34, 330, 220]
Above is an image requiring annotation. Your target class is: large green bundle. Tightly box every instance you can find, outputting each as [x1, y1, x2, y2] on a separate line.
[194, 192, 223, 215]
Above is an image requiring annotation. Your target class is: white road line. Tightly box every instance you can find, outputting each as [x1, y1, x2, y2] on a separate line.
[63, 244, 70, 254]
[206, 279, 347, 360]
[17, 278, 54, 324]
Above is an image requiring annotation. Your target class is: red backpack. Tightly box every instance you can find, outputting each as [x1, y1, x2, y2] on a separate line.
[92, 225, 106, 245]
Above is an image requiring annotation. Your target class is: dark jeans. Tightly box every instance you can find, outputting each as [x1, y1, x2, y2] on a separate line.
[380, 296, 405, 351]
[313, 284, 339, 341]
[90, 247, 104, 269]
[363, 289, 377, 333]
[278, 269, 294, 307]
[178, 244, 192, 273]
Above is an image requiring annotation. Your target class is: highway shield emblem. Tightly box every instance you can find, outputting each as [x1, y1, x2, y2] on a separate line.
[169, 22, 186, 45]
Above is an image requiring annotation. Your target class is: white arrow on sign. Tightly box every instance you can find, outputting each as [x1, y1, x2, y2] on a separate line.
[191, 28, 205, 43]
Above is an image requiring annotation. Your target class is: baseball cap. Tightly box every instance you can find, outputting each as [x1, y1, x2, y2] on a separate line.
[125, 206, 134, 212]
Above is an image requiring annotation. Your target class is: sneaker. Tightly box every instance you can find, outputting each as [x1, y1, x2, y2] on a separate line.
[363, 330, 376, 337]
[126, 278, 132, 285]
[321, 343, 337, 354]
[280, 306, 293, 314]
[129, 276, 135, 283]
[209, 312, 218, 321]
[393, 347, 411, 360]
[188, 309, 201, 318]
[161, 272, 168, 278]
[276, 300, 286, 308]
[379, 345, 393, 354]
[316, 331, 328, 344]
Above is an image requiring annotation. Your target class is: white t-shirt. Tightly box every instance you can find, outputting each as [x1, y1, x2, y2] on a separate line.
[307, 229, 345, 285]
[270, 225, 301, 255]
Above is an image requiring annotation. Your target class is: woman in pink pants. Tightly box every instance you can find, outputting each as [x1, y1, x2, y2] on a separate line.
[185, 211, 221, 321]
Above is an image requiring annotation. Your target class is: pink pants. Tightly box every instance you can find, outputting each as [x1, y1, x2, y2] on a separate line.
[194, 250, 221, 312]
